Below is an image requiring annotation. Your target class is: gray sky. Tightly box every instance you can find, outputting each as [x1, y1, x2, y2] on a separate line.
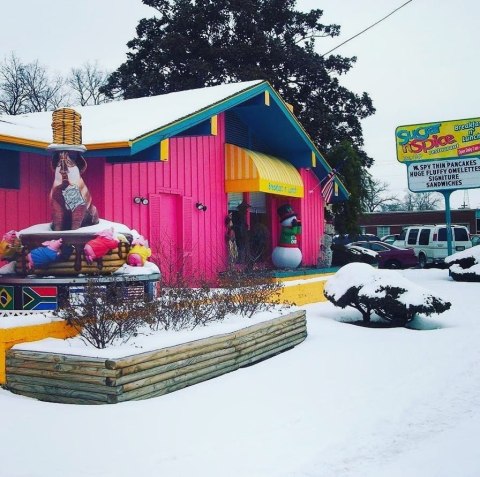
[2, 0, 480, 209]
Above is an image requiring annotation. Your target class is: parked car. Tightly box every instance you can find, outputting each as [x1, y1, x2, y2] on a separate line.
[331, 243, 379, 267]
[349, 241, 418, 269]
[394, 225, 472, 268]
[471, 234, 480, 247]
[380, 234, 400, 245]
[332, 233, 381, 246]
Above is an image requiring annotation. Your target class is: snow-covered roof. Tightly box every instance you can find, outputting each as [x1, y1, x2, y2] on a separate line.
[0, 80, 263, 145]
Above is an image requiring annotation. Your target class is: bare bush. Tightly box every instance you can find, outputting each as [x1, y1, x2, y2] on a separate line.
[147, 235, 287, 330]
[56, 279, 155, 348]
[220, 268, 288, 318]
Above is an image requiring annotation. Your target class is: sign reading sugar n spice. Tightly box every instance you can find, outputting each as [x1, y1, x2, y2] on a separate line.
[396, 117, 480, 163]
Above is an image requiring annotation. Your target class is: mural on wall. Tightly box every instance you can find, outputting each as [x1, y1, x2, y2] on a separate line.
[271, 204, 302, 269]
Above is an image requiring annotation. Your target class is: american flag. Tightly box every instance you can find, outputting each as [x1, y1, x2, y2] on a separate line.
[321, 171, 336, 203]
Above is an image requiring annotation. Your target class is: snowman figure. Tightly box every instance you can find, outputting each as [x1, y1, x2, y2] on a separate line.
[272, 204, 302, 269]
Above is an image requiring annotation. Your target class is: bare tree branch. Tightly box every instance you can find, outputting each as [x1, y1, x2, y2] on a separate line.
[67, 62, 110, 106]
[0, 53, 66, 114]
[362, 176, 399, 212]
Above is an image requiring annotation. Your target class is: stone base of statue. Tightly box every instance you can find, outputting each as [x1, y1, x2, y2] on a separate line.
[272, 246, 302, 269]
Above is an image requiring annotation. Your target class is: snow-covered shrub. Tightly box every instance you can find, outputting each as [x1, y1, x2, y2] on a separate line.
[324, 263, 451, 326]
[445, 246, 480, 282]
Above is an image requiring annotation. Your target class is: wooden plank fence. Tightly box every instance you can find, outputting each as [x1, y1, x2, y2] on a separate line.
[6, 310, 307, 404]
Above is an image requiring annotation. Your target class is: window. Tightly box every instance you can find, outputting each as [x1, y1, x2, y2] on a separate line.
[437, 228, 469, 241]
[454, 228, 469, 241]
[398, 229, 407, 241]
[227, 192, 244, 211]
[377, 226, 390, 237]
[370, 243, 389, 252]
[419, 228, 430, 245]
[249, 192, 266, 214]
[0, 150, 20, 189]
[407, 228, 419, 245]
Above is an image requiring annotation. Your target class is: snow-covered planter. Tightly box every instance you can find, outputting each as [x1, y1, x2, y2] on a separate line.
[445, 246, 480, 282]
[324, 263, 451, 326]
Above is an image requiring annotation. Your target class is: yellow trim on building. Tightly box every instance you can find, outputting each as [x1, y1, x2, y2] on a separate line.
[211, 115, 218, 135]
[264, 91, 270, 106]
[0, 321, 78, 384]
[160, 139, 169, 161]
[0, 134, 50, 149]
[84, 141, 132, 150]
[225, 143, 304, 198]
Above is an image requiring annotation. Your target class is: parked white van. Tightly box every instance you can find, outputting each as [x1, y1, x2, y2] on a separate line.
[395, 225, 472, 268]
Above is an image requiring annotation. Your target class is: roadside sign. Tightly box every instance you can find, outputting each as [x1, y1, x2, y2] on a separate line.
[407, 157, 480, 192]
[396, 117, 480, 163]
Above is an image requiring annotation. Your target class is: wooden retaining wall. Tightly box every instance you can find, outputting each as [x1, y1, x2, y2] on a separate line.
[6, 310, 306, 404]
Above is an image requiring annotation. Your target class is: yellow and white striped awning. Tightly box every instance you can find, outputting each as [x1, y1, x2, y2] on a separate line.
[225, 143, 304, 198]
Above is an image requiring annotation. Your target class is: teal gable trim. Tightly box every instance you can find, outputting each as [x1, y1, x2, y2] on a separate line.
[130, 82, 268, 155]
[0, 142, 49, 156]
[85, 147, 131, 158]
[266, 86, 331, 175]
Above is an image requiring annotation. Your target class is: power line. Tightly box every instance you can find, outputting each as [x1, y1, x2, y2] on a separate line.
[321, 0, 413, 57]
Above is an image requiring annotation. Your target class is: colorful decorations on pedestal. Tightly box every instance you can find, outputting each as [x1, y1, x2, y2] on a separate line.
[127, 236, 152, 266]
[84, 228, 120, 264]
[0, 231, 21, 262]
[26, 238, 64, 271]
[272, 204, 302, 269]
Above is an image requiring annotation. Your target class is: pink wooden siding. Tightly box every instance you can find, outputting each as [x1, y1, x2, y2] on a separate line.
[103, 114, 228, 282]
[299, 169, 325, 267]
[0, 153, 51, 233]
[82, 157, 105, 218]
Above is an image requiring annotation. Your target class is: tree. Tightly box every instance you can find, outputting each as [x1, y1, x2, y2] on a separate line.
[362, 177, 399, 213]
[327, 141, 368, 234]
[0, 53, 65, 114]
[0, 53, 27, 115]
[102, 0, 375, 157]
[67, 62, 110, 106]
[380, 191, 442, 212]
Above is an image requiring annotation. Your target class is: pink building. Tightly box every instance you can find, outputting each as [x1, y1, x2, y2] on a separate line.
[0, 80, 347, 281]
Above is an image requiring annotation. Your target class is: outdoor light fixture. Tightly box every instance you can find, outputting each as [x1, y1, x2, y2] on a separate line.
[133, 196, 149, 205]
[195, 202, 207, 211]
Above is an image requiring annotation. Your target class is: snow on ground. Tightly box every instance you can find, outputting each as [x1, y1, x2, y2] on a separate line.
[1, 268, 480, 477]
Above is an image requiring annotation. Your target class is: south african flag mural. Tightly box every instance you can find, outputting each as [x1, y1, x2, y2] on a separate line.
[22, 286, 58, 311]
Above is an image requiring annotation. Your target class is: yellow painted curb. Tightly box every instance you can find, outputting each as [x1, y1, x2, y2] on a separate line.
[276, 274, 335, 306]
[0, 321, 78, 384]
